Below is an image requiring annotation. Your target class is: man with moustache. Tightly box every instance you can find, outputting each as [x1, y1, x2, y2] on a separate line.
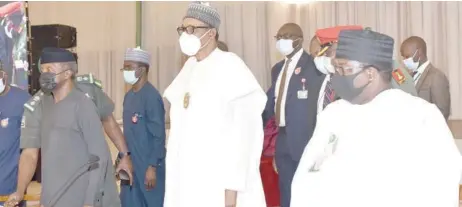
[262, 23, 324, 207]
[0, 66, 30, 207]
[292, 28, 462, 207]
[400, 36, 450, 119]
[6, 48, 119, 207]
[164, 2, 266, 207]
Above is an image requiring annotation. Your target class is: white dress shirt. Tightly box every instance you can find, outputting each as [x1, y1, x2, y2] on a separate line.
[317, 74, 331, 114]
[274, 49, 304, 127]
[413, 60, 430, 84]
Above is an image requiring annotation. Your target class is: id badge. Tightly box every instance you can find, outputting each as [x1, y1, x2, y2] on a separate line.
[297, 90, 308, 99]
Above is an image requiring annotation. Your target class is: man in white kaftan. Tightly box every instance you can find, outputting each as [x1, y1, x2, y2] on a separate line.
[291, 29, 462, 207]
[163, 2, 266, 207]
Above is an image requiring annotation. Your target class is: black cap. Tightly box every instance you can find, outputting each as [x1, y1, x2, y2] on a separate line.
[336, 29, 394, 71]
[40, 47, 76, 64]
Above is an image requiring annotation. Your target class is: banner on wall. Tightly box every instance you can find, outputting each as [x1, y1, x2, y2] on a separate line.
[0, 1, 28, 90]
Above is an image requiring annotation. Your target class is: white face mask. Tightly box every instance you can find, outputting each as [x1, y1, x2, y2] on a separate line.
[123, 70, 139, 85]
[179, 30, 211, 56]
[314, 56, 335, 75]
[0, 78, 4, 94]
[276, 39, 295, 56]
[402, 50, 420, 71]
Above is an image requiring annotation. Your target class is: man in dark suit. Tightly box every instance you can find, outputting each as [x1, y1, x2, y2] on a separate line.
[400, 36, 450, 120]
[262, 23, 325, 207]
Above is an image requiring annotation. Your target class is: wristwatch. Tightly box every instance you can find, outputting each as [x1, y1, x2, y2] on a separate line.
[117, 151, 131, 159]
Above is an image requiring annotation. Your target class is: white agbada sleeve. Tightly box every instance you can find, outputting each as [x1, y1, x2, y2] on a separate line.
[412, 104, 462, 207]
[221, 53, 267, 192]
[291, 104, 338, 207]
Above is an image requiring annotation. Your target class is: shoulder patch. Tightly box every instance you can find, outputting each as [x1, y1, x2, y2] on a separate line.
[24, 91, 44, 112]
[76, 73, 103, 89]
[392, 68, 406, 85]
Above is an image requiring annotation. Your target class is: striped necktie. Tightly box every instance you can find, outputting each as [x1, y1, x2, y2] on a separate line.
[323, 77, 335, 109]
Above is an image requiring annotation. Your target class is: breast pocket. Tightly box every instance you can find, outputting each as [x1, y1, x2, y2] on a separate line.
[418, 88, 431, 102]
[0, 115, 21, 130]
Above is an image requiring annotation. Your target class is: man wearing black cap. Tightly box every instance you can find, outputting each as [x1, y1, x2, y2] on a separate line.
[164, 2, 266, 207]
[21, 61, 133, 185]
[6, 48, 120, 207]
[0, 66, 30, 207]
[291, 29, 462, 206]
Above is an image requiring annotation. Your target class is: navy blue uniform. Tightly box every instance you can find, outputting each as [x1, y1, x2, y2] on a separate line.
[121, 82, 166, 207]
[0, 86, 29, 206]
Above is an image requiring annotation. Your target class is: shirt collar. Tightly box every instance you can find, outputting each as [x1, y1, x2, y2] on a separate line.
[416, 60, 430, 75]
[285, 48, 304, 62]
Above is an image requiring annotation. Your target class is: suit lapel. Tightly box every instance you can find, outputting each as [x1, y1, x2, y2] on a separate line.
[415, 64, 432, 91]
[287, 51, 309, 99]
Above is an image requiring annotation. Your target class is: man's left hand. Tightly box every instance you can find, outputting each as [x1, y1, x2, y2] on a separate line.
[116, 156, 134, 185]
[144, 166, 157, 190]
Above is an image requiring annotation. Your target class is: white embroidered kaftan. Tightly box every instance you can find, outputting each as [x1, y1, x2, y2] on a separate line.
[291, 89, 462, 207]
[163, 48, 267, 207]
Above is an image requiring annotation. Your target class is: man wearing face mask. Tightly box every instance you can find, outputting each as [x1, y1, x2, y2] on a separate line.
[400, 36, 450, 120]
[313, 25, 363, 113]
[164, 2, 267, 207]
[19, 60, 134, 185]
[291, 29, 462, 207]
[262, 23, 324, 207]
[313, 26, 417, 114]
[6, 48, 120, 207]
[120, 47, 166, 207]
[0, 67, 30, 207]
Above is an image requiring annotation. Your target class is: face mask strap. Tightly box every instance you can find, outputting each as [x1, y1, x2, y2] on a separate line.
[198, 29, 213, 51]
[410, 49, 421, 63]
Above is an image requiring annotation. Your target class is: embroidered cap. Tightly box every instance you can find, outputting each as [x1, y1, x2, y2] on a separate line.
[184, 2, 221, 31]
[124, 47, 151, 66]
[336, 28, 394, 71]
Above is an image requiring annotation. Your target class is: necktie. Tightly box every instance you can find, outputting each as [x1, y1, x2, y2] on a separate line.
[275, 58, 292, 126]
[323, 77, 335, 109]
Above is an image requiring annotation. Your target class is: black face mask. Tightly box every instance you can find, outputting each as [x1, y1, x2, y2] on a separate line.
[331, 71, 370, 102]
[39, 70, 67, 93]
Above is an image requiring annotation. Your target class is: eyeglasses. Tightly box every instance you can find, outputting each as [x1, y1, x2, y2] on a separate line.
[274, 34, 300, 41]
[177, 25, 210, 35]
[332, 60, 373, 76]
[120, 67, 141, 72]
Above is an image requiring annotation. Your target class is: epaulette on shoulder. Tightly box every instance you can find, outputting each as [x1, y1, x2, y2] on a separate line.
[392, 68, 406, 85]
[76, 73, 103, 89]
[24, 91, 44, 112]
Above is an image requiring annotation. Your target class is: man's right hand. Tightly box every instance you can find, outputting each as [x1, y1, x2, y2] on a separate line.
[5, 191, 24, 207]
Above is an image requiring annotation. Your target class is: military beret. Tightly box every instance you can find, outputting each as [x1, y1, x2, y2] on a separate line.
[316, 25, 363, 45]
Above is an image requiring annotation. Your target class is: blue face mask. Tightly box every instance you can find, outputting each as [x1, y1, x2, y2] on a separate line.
[402, 50, 420, 71]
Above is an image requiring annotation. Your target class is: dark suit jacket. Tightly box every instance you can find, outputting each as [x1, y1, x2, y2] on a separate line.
[416, 63, 451, 120]
[262, 50, 325, 161]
